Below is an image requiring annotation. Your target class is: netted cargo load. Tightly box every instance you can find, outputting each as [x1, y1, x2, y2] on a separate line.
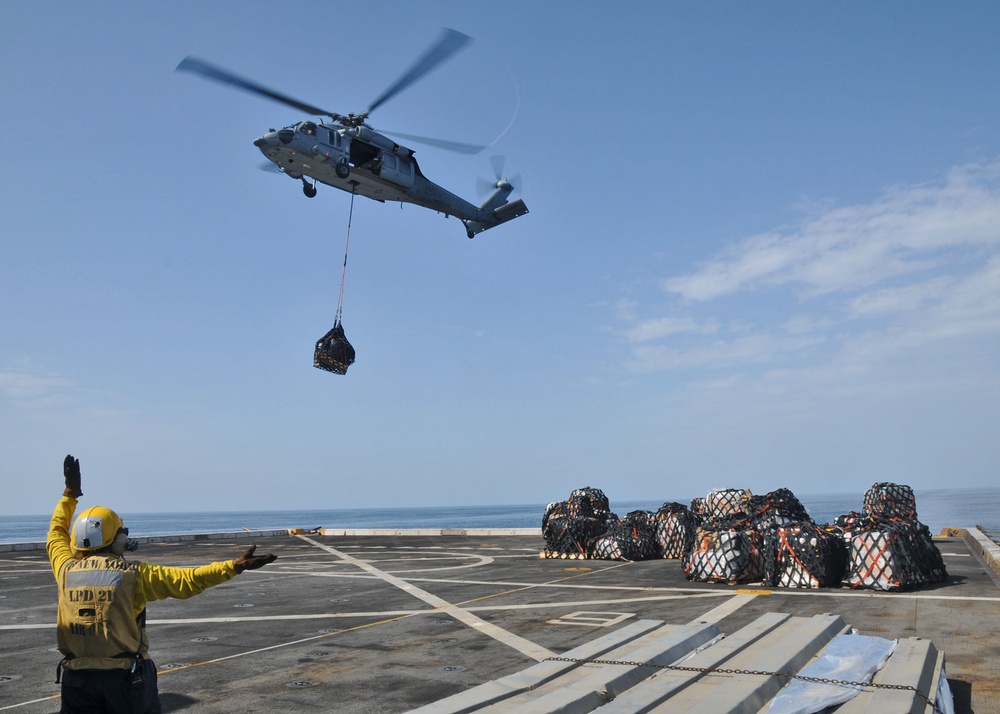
[541, 500, 612, 556]
[683, 525, 763, 585]
[747, 488, 812, 530]
[705, 488, 752, 519]
[590, 510, 660, 561]
[541, 487, 617, 557]
[313, 321, 356, 375]
[690, 497, 708, 518]
[845, 519, 947, 591]
[833, 511, 869, 532]
[763, 523, 847, 589]
[570, 486, 611, 515]
[654, 502, 699, 559]
[863, 482, 918, 521]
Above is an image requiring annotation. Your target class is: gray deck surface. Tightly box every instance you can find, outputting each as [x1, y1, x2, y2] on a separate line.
[1, 532, 997, 713]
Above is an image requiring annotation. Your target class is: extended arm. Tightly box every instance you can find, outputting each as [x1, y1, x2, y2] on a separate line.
[46, 455, 83, 579]
[135, 545, 277, 602]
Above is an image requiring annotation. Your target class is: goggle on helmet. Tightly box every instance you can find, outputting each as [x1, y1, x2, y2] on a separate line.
[71, 506, 126, 551]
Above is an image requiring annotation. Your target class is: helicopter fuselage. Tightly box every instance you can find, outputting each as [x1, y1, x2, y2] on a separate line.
[253, 120, 527, 237]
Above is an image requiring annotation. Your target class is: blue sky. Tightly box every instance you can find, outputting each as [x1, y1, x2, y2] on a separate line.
[3, 2, 999, 516]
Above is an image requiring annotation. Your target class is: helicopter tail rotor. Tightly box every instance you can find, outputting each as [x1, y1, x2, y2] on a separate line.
[478, 155, 522, 197]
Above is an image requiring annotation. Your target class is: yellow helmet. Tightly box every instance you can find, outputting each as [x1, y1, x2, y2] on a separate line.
[72, 506, 125, 551]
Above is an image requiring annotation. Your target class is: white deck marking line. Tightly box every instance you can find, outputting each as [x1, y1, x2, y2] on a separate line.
[311, 573, 1000, 603]
[0, 694, 60, 711]
[693, 593, 758, 624]
[297, 535, 554, 662]
[0, 594, 729, 631]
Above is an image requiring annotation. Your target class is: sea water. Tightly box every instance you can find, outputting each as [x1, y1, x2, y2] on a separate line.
[4, 487, 999, 544]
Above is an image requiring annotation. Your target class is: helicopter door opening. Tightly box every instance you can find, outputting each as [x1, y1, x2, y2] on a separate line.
[349, 140, 380, 172]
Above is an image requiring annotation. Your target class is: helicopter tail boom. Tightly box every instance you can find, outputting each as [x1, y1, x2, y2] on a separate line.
[463, 197, 529, 238]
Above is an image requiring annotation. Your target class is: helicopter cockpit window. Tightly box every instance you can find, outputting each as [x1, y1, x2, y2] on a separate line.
[300, 121, 317, 136]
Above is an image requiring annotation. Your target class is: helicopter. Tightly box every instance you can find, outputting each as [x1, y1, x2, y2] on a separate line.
[177, 29, 528, 239]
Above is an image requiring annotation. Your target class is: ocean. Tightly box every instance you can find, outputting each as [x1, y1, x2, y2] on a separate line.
[4, 487, 1000, 545]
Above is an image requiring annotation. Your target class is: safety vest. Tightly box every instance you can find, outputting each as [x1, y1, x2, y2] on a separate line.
[56, 554, 149, 670]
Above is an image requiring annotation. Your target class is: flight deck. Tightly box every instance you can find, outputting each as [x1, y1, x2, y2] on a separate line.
[1, 530, 997, 713]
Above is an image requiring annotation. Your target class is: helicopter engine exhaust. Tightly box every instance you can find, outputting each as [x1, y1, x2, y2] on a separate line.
[352, 127, 412, 158]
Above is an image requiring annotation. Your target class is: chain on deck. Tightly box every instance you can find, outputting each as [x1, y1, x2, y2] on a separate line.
[543, 656, 945, 714]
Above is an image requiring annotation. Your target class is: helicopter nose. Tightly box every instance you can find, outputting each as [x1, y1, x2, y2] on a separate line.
[253, 130, 284, 149]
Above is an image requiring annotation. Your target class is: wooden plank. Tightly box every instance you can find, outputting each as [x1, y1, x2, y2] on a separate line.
[662, 614, 846, 713]
[482, 621, 721, 713]
[834, 638, 941, 714]
[597, 612, 792, 713]
[540, 550, 590, 560]
[406, 620, 670, 714]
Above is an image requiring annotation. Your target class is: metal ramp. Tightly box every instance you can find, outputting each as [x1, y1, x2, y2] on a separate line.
[406, 613, 949, 714]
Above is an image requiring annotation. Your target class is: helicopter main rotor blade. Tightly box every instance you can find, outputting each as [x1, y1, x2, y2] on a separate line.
[382, 130, 485, 155]
[176, 56, 336, 118]
[366, 28, 471, 116]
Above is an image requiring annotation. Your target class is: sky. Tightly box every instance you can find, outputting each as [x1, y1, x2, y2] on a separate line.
[2, 2, 999, 516]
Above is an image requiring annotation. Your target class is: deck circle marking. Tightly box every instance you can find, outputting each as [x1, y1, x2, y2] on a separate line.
[378, 553, 494, 575]
[0, 675, 22, 684]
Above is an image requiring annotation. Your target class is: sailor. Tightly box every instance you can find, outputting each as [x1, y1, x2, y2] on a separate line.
[48, 455, 277, 713]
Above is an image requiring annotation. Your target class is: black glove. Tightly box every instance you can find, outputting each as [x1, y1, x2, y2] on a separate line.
[63, 455, 83, 499]
[234, 545, 277, 573]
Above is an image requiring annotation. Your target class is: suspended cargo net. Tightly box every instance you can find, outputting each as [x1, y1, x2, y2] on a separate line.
[844, 518, 947, 591]
[863, 482, 918, 521]
[313, 321, 356, 375]
[763, 523, 847, 589]
[654, 502, 699, 559]
[690, 497, 708, 518]
[683, 525, 764, 585]
[590, 510, 660, 561]
[315, 187, 357, 375]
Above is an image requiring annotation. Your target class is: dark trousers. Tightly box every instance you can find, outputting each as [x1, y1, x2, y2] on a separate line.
[60, 661, 160, 714]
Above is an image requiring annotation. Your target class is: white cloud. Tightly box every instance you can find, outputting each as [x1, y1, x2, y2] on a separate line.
[662, 161, 1000, 301]
[0, 363, 74, 409]
[620, 160, 1000, 390]
[624, 316, 717, 343]
[848, 277, 953, 318]
[626, 332, 826, 373]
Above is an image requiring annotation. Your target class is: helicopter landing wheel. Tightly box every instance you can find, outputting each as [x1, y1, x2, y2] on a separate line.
[335, 163, 350, 179]
[303, 182, 317, 198]
[467, 230, 475, 239]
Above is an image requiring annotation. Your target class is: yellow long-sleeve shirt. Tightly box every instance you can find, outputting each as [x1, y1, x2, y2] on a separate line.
[48, 496, 239, 668]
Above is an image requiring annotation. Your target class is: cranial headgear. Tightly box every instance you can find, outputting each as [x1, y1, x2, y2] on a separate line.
[71, 506, 125, 551]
